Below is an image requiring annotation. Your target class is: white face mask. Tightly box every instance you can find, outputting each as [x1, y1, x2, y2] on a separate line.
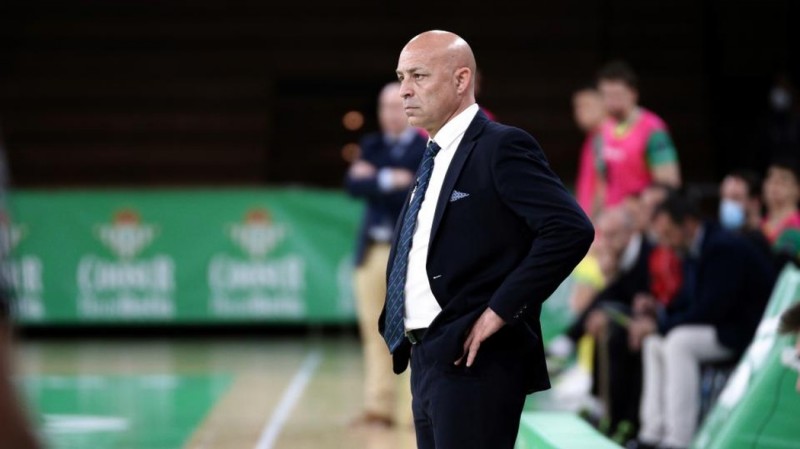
[771, 87, 792, 112]
[719, 198, 746, 230]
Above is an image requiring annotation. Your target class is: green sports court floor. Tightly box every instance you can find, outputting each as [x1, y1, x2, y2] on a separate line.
[15, 335, 420, 449]
[12, 275, 575, 449]
[15, 334, 574, 449]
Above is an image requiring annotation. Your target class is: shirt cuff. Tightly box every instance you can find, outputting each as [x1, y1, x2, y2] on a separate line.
[377, 169, 395, 192]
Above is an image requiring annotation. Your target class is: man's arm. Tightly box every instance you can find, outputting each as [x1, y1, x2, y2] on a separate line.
[487, 128, 595, 324]
[646, 130, 681, 187]
[345, 143, 415, 200]
[457, 129, 594, 366]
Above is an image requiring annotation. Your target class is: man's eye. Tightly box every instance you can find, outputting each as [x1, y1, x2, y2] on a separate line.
[414, 74, 424, 80]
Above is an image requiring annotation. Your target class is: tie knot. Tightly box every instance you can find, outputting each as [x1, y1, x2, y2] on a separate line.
[426, 140, 441, 157]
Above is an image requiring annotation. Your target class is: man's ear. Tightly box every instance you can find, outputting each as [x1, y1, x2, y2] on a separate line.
[454, 67, 472, 95]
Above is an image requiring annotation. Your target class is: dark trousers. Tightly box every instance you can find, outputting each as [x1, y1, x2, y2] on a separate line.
[410, 338, 528, 449]
[606, 321, 642, 430]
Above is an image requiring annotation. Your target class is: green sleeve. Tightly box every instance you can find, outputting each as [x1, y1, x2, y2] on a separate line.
[646, 130, 678, 168]
[592, 134, 606, 176]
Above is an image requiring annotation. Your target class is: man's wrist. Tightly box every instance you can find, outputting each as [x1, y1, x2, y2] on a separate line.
[377, 169, 395, 192]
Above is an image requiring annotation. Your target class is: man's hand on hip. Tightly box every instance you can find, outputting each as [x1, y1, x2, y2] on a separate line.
[455, 307, 506, 368]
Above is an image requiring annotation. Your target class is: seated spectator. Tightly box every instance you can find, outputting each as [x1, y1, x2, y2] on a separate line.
[718, 170, 773, 261]
[563, 206, 651, 441]
[568, 252, 606, 315]
[626, 183, 675, 242]
[779, 302, 800, 393]
[625, 183, 682, 308]
[762, 158, 800, 244]
[719, 170, 764, 232]
[630, 193, 776, 449]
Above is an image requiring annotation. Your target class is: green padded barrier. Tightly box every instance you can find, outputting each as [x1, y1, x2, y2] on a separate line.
[692, 263, 800, 449]
[516, 412, 623, 449]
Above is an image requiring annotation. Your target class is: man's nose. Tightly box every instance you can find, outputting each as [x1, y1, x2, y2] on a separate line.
[399, 79, 413, 98]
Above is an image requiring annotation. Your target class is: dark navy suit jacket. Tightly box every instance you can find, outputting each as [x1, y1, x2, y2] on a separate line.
[345, 131, 427, 266]
[378, 110, 595, 394]
[659, 222, 776, 355]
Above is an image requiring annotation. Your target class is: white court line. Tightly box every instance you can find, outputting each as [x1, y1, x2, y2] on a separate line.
[253, 350, 323, 449]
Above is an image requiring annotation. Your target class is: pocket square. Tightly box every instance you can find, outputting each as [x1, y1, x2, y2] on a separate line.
[450, 190, 470, 202]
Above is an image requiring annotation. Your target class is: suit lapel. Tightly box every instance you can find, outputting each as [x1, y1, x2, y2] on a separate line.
[428, 110, 489, 249]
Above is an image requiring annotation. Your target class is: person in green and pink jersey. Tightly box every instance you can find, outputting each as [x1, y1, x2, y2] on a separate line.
[593, 61, 682, 208]
[572, 85, 606, 218]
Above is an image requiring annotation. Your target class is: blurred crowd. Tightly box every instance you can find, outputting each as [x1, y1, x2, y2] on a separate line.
[344, 60, 799, 448]
[551, 61, 800, 449]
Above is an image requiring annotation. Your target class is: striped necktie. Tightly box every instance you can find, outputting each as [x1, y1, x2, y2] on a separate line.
[383, 140, 441, 352]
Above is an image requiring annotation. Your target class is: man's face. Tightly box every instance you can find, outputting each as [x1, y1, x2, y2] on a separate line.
[652, 212, 689, 252]
[764, 166, 800, 208]
[396, 48, 461, 134]
[597, 214, 632, 256]
[639, 188, 668, 232]
[572, 90, 605, 132]
[598, 79, 638, 119]
[719, 176, 752, 230]
[720, 176, 749, 205]
[378, 85, 408, 136]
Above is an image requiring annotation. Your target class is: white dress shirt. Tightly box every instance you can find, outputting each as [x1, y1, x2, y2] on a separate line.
[404, 103, 480, 331]
[619, 233, 643, 273]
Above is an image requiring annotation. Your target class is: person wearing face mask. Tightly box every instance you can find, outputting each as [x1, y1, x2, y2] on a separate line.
[718, 170, 773, 265]
[629, 193, 776, 449]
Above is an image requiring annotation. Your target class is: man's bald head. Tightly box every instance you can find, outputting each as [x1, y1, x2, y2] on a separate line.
[403, 30, 477, 76]
[598, 206, 635, 232]
[597, 205, 636, 256]
[396, 30, 477, 137]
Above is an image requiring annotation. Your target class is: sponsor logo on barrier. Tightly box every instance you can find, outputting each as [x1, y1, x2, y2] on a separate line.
[0, 212, 45, 319]
[208, 208, 306, 318]
[96, 209, 157, 260]
[77, 209, 176, 319]
[228, 209, 285, 259]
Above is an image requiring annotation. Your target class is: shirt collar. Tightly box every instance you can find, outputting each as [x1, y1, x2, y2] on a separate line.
[619, 233, 643, 273]
[430, 103, 480, 150]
